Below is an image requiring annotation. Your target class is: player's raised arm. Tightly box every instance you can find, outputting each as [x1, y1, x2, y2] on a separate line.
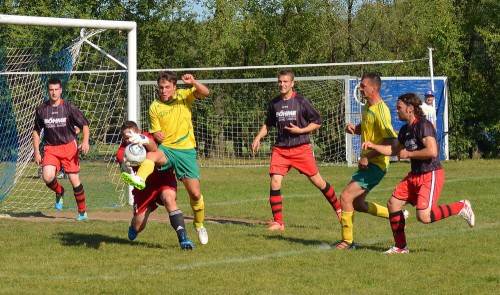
[284, 122, 321, 134]
[182, 74, 210, 98]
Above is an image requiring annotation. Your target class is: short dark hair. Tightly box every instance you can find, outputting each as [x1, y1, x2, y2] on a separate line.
[361, 72, 381, 89]
[278, 69, 295, 81]
[47, 77, 62, 88]
[398, 92, 425, 118]
[157, 71, 178, 85]
[120, 121, 139, 132]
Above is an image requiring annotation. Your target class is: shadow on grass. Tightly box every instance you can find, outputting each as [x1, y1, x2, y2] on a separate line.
[259, 234, 331, 246]
[352, 243, 390, 252]
[1, 212, 58, 219]
[258, 233, 399, 253]
[55, 232, 166, 250]
[204, 217, 258, 226]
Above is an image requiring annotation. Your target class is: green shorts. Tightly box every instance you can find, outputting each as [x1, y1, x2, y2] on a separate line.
[351, 162, 388, 191]
[157, 145, 200, 181]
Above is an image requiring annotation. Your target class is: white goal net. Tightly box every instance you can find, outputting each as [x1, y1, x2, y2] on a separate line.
[138, 76, 352, 167]
[0, 19, 133, 212]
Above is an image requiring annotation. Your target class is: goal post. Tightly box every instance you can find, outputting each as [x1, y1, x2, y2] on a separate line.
[348, 76, 449, 165]
[0, 15, 137, 212]
[0, 14, 138, 122]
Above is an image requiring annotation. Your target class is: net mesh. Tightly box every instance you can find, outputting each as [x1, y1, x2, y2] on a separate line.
[0, 29, 128, 212]
[138, 77, 350, 167]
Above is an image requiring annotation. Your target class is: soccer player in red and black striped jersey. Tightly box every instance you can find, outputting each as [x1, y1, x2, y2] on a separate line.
[251, 69, 341, 231]
[33, 78, 90, 220]
[362, 93, 475, 253]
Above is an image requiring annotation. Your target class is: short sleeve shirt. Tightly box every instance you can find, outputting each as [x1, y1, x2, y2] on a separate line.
[34, 99, 89, 146]
[361, 100, 397, 171]
[421, 103, 437, 124]
[398, 117, 442, 174]
[264, 92, 323, 147]
[149, 87, 198, 149]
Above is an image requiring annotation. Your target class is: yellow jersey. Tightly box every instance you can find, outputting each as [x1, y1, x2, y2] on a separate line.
[361, 99, 397, 171]
[149, 87, 198, 149]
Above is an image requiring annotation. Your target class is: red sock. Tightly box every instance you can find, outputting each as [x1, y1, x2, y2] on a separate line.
[321, 182, 341, 213]
[389, 211, 407, 249]
[270, 189, 283, 225]
[73, 183, 87, 212]
[430, 202, 464, 222]
[46, 179, 63, 194]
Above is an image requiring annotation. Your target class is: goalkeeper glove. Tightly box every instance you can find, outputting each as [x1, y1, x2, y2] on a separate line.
[126, 131, 150, 146]
[120, 159, 134, 174]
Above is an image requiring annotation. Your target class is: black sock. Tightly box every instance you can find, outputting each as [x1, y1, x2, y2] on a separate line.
[169, 209, 187, 242]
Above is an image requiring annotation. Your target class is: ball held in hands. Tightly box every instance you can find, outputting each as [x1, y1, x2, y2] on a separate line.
[123, 143, 147, 167]
[126, 131, 150, 146]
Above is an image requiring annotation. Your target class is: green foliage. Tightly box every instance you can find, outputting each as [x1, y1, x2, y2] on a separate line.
[0, 0, 497, 158]
[446, 0, 499, 158]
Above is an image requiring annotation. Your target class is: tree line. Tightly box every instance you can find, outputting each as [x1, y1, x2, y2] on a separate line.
[1, 0, 498, 159]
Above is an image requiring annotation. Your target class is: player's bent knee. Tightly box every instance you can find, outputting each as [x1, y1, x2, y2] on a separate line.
[416, 213, 431, 224]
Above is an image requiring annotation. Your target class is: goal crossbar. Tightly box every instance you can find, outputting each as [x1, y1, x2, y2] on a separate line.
[138, 75, 353, 85]
[0, 14, 138, 122]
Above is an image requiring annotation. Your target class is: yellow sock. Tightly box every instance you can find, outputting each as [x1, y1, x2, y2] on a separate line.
[136, 159, 155, 181]
[367, 202, 389, 218]
[190, 194, 205, 228]
[341, 211, 354, 244]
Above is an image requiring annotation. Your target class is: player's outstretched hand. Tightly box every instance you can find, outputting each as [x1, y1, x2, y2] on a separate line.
[126, 131, 150, 146]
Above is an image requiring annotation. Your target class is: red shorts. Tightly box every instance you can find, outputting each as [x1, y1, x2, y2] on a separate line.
[392, 169, 444, 210]
[43, 140, 80, 173]
[132, 178, 177, 216]
[269, 144, 319, 177]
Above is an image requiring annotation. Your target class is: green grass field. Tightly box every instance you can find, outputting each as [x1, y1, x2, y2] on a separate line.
[0, 159, 499, 294]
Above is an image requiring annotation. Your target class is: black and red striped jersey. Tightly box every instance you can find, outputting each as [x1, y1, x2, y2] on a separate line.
[34, 99, 89, 146]
[398, 117, 442, 174]
[264, 91, 323, 147]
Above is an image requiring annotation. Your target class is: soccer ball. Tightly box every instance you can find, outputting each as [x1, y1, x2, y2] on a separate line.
[124, 143, 146, 166]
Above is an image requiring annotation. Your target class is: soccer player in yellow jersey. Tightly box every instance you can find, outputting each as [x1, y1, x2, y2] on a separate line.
[121, 71, 210, 245]
[334, 72, 406, 250]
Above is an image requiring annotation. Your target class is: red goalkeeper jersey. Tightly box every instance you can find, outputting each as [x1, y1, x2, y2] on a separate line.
[116, 132, 176, 188]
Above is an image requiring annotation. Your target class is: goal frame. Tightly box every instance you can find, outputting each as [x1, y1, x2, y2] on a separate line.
[0, 14, 138, 211]
[0, 14, 138, 122]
